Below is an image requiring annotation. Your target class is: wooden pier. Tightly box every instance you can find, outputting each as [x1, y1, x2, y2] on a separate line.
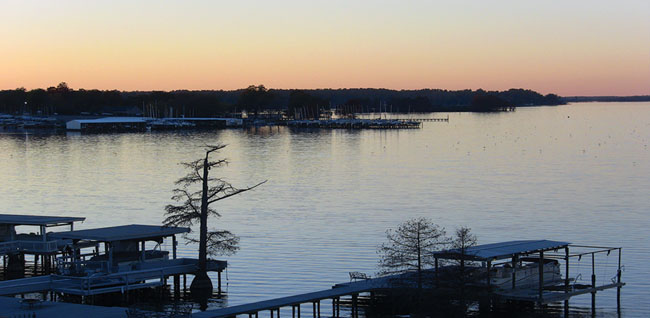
[285, 119, 421, 129]
[0, 296, 129, 318]
[193, 276, 393, 318]
[391, 116, 449, 122]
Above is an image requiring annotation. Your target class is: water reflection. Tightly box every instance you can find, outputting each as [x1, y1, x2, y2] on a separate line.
[0, 102, 648, 317]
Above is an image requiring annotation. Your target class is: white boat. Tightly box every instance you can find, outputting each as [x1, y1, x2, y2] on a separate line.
[488, 257, 562, 289]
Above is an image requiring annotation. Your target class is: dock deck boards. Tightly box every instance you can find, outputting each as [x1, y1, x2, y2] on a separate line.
[0, 296, 128, 318]
[494, 282, 626, 303]
[0, 258, 225, 296]
[193, 277, 393, 318]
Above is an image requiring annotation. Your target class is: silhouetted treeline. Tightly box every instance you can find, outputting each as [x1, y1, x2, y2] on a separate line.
[561, 95, 650, 103]
[0, 83, 564, 117]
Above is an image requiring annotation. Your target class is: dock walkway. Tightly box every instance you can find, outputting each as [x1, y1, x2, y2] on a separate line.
[0, 258, 225, 296]
[194, 276, 395, 318]
[0, 296, 128, 318]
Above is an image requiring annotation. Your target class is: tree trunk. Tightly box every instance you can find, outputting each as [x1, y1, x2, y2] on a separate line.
[7, 253, 25, 279]
[199, 155, 209, 273]
[191, 154, 214, 295]
[416, 227, 422, 291]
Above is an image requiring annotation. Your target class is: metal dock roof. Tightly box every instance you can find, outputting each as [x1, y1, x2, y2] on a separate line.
[67, 117, 147, 124]
[434, 240, 570, 261]
[49, 224, 189, 242]
[0, 214, 85, 226]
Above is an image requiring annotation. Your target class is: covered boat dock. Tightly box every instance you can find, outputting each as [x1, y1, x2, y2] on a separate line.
[0, 225, 227, 298]
[433, 240, 624, 312]
[0, 214, 86, 277]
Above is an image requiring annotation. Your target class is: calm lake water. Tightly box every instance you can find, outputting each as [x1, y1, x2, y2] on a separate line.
[1, 102, 649, 317]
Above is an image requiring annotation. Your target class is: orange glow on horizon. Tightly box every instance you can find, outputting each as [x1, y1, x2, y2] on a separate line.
[0, 1, 648, 96]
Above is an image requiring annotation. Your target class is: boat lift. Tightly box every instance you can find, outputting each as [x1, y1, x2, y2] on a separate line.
[433, 240, 624, 313]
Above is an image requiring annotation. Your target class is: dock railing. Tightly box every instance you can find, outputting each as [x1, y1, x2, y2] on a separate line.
[56, 258, 111, 275]
[0, 240, 59, 254]
[51, 267, 168, 295]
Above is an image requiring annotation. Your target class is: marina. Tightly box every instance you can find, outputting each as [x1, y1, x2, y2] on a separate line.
[0, 214, 625, 317]
[0, 114, 448, 132]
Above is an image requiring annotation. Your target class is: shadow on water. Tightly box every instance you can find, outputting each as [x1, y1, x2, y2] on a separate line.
[53, 286, 228, 313]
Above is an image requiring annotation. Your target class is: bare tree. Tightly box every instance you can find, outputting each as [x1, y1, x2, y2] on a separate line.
[378, 217, 447, 289]
[164, 144, 265, 293]
[449, 226, 478, 310]
[450, 226, 478, 269]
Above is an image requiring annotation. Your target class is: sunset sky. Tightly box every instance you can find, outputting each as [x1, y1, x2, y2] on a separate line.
[1, 0, 648, 96]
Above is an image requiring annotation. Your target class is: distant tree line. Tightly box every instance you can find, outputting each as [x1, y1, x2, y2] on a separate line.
[561, 95, 650, 103]
[0, 82, 564, 117]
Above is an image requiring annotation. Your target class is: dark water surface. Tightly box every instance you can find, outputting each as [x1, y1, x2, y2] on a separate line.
[1, 102, 648, 317]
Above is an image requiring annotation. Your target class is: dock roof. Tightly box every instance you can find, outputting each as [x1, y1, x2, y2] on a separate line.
[0, 214, 85, 226]
[434, 240, 570, 261]
[67, 117, 147, 124]
[49, 224, 189, 242]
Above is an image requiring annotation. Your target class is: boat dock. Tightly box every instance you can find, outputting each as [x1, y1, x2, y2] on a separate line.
[0, 296, 129, 318]
[198, 240, 625, 318]
[0, 258, 225, 296]
[391, 116, 449, 122]
[0, 214, 85, 256]
[194, 276, 395, 318]
[433, 240, 624, 312]
[286, 119, 421, 129]
[0, 224, 227, 298]
[0, 214, 86, 278]
[0, 226, 624, 317]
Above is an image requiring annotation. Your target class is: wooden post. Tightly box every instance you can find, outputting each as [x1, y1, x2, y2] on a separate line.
[564, 247, 570, 313]
[352, 294, 358, 318]
[487, 260, 492, 290]
[108, 242, 113, 273]
[174, 274, 180, 299]
[312, 302, 316, 318]
[564, 247, 570, 291]
[538, 251, 544, 303]
[140, 241, 146, 262]
[41, 254, 46, 274]
[277, 308, 280, 318]
[434, 257, 439, 287]
[271, 309, 274, 318]
[336, 297, 340, 318]
[292, 305, 295, 318]
[218, 271, 222, 295]
[512, 255, 518, 289]
[617, 248, 622, 309]
[297, 304, 301, 318]
[317, 300, 320, 318]
[591, 252, 596, 313]
[172, 235, 177, 259]
[33, 254, 38, 275]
